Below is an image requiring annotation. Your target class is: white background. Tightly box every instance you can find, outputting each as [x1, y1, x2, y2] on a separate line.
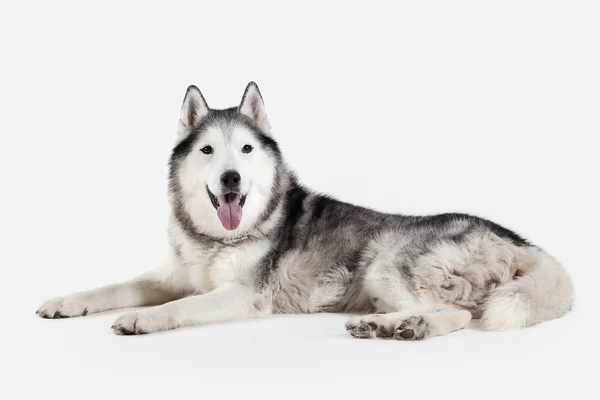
[1, 1, 599, 399]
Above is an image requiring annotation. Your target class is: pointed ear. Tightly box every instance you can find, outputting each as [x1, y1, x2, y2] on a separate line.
[177, 85, 209, 139]
[239, 82, 272, 134]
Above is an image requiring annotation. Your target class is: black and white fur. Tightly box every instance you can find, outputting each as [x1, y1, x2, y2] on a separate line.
[37, 83, 574, 340]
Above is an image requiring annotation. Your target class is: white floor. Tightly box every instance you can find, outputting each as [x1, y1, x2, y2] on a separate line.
[7, 296, 591, 399]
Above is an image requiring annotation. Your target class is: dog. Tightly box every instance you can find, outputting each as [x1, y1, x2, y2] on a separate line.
[37, 82, 574, 340]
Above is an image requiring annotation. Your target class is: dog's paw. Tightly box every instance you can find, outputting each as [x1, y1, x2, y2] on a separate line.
[111, 311, 166, 335]
[394, 316, 430, 341]
[345, 320, 376, 339]
[36, 296, 89, 319]
[345, 314, 393, 339]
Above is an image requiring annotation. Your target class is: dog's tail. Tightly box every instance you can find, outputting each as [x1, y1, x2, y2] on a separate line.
[481, 247, 574, 331]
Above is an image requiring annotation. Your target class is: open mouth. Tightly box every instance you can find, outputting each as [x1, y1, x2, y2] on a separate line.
[207, 186, 247, 231]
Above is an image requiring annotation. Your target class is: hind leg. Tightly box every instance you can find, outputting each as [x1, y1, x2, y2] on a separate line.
[345, 243, 471, 340]
[345, 308, 471, 340]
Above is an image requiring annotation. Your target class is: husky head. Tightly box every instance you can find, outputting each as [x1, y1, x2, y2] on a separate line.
[169, 82, 288, 240]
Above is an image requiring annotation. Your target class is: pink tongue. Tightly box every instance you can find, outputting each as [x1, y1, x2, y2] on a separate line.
[217, 194, 243, 230]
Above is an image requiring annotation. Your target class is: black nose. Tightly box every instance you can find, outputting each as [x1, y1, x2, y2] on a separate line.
[220, 170, 241, 190]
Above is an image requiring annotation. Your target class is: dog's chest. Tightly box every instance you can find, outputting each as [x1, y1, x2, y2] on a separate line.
[174, 235, 271, 291]
[208, 240, 271, 286]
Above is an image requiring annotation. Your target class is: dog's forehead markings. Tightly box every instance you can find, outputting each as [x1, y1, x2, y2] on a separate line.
[204, 125, 226, 140]
[200, 120, 254, 146]
[230, 125, 255, 143]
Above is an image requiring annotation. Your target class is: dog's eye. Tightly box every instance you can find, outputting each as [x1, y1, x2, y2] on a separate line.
[200, 146, 213, 155]
[242, 145, 253, 154]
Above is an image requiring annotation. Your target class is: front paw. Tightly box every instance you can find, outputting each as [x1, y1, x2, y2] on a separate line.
[111, 311, 167, 335]
[36, 296, 89, 319]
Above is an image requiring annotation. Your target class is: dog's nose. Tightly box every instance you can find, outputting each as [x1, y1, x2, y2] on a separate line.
[220, 170, 241, 190]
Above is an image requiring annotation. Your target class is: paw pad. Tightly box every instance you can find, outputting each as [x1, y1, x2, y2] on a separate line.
[394, 316, 429, 341]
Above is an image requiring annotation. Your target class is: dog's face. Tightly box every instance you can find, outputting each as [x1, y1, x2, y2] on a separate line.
[169, 83, 284, 238]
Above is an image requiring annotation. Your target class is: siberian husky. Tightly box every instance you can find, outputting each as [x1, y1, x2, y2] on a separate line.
[37, 82, 574, 340]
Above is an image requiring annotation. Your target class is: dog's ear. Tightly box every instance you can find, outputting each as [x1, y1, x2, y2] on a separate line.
[239, 82, 272, 134]
[177, 85, 209, 140]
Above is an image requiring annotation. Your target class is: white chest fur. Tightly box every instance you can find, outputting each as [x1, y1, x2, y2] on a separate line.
[169, 222, 271, 294]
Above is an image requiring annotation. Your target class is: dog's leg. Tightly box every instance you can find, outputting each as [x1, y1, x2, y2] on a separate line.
[111, 282, 269, 335]
[345, 308, 472, 340]
[36, 268, 187, 319]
